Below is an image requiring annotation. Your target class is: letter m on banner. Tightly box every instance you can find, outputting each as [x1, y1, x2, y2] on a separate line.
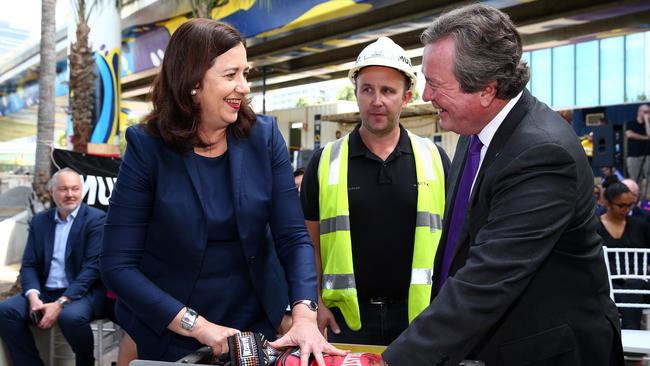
[52, 149, 121, 211]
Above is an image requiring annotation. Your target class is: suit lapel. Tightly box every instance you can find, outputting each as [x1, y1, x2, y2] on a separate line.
[451, 91, 533, 261]
[182, 150, 208, 214]
[444, 136, 470, 219]
[467, 90, 532, 207]
[65, 205, 85, 260]
[227, 131, 246, 240]
[43, 209, 56, 276]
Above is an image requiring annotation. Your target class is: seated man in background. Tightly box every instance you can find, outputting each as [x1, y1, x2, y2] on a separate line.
[621, 178, 650, 220]
[0, 168, 106, 366]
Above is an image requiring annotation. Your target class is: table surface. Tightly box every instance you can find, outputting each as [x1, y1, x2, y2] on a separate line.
[621, 329, 650, 354]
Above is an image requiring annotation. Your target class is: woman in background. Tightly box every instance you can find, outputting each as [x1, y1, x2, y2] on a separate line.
[597, 181, 650, 329]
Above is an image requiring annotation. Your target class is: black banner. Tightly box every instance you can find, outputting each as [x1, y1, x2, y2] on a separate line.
[52, 149, 121, 212]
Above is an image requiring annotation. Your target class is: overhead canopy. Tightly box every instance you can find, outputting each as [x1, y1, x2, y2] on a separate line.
[119, 0, 650, 97]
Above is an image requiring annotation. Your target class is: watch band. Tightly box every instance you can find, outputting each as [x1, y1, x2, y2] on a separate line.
[56, 298, 69, 308]
[180, 307, 198, 331]
[291, 300, 318, 312]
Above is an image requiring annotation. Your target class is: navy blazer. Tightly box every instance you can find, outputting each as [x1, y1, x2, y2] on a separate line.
[100, 118, 317, 354]
[20, 204, 105, 313]
[384, 90, 622, 365]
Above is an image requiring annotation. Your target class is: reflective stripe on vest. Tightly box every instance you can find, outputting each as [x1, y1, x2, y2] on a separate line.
[318, 131, 445, 330]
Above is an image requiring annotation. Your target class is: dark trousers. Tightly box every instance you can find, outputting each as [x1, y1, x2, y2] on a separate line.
[327, 298, 408, 346]
[0, 290, 95, 366]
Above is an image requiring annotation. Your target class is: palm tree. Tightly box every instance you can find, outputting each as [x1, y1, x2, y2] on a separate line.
[190, 0, 220, 19]
[69, 0, 96, 153]
[34, 0, 57, 207]
[189, 0, 272, 19]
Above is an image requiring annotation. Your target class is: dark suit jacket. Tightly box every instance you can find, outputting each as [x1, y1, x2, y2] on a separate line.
[20, 203, 105, 314]
[100, 118, 317, 357]
[383, 90, 623, 366]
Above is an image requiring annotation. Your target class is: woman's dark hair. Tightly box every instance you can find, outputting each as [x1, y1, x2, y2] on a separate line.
[293, 168, 305, 178]
[603, 182, 631, 203]
[144, 19, 256, 153]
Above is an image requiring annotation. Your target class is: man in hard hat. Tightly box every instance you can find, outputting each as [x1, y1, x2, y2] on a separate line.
[300, 36, 450, 345]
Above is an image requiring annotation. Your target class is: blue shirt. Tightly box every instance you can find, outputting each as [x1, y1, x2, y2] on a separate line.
[45, 205, 80, 289]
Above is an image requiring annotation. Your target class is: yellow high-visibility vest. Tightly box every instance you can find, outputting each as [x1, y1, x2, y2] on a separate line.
[318, 131, 445, 330]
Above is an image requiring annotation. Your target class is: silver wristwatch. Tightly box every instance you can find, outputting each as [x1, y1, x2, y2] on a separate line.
[291, 299, 318, 312]
[56, 297, 70, 308]
[180, 307, 198, 331]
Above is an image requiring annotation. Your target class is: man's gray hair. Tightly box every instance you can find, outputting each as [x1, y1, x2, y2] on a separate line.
[420, 4, 530, 99]
[48, 167, 83, 191]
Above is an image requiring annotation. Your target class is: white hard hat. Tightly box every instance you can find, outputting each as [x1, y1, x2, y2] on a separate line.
[348, 36, 416, 90]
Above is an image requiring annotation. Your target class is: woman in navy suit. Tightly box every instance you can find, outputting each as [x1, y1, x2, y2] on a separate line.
[100, 19, 343, 364]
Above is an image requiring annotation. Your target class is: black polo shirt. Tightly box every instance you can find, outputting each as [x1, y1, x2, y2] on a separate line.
[626, 119, 650, 157]
[300, 124, 450, 301]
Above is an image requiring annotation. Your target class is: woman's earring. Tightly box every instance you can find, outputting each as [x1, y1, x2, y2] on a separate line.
[190, 89, 197, 96]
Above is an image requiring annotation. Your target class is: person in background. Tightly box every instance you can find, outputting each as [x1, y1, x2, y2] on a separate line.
[294, 168, 305, 193]
[0, 168, 105, 366]
[594, 183, 607, 217]
[597, 181, 650, 329]
[100, 19, 343, 365]
[601, 165, 624, 182]
[625, 104, 650, 194]
[621, 178, 650, 220]
[380, 4, 622, 365]
[301, 36, 449, 345]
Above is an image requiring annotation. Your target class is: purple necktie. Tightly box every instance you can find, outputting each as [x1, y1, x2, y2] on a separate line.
[438, 135, 483, 288]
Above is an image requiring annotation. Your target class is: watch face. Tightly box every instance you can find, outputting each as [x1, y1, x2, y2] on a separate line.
[181, 308, 198, 330]
[308, 301, 318, 311]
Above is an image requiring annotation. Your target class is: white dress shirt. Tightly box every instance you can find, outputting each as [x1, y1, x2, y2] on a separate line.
[471, 91, 523, 193]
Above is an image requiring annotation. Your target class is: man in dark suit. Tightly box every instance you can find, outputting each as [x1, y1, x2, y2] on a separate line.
[381, 4, 623, 366]
[0, 168, 105, 366]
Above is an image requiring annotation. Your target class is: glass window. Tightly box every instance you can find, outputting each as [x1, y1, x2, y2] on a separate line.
[576, 40, 599, 106]
[600, 36, 624, 105]
[531, 48, 552, 105]
[625, 33, 645, 101]
[552, 45, 575, 108]
[645, 31, 650, 100]
[522, 51, 531, 91]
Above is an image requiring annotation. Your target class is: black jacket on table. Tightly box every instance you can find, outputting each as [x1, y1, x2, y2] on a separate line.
[383, 90, 623, 366]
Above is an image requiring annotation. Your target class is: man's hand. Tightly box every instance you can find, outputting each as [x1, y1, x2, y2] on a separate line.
[317, 297, 340, 338]
[38, 301, 63, 329]
[27, 292, 44, 316]
[27, 292, 48, 327]
[269, 305, 347, 366]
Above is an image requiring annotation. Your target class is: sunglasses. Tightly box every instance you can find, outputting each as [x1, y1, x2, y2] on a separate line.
[611, 202, 635, 209]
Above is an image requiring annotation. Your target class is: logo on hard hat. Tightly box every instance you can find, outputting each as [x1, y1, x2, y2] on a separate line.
[398, 55, 412, 66]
